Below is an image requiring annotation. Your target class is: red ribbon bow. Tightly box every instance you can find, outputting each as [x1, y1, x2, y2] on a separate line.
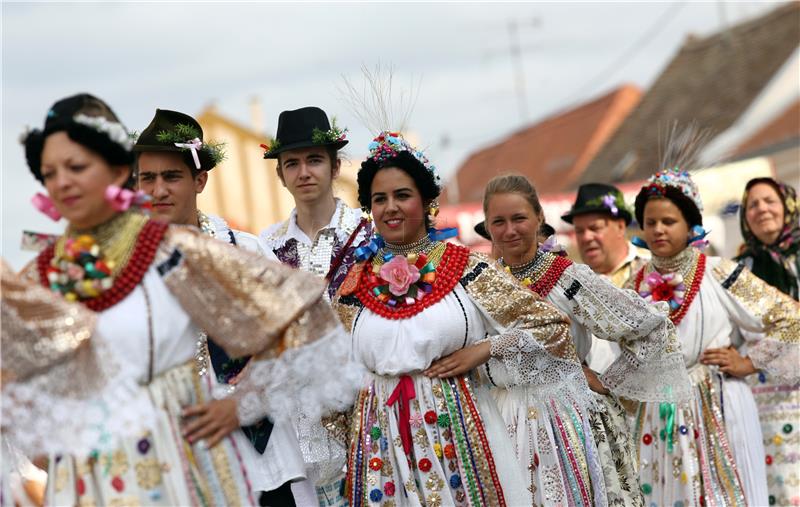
[386, 375, 416, 455]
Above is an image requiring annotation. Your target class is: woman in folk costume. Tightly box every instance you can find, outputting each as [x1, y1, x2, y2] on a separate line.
[735, 178, 800, 507]
[626, 133, 800, 507]
[478, 174, 689, 507]
[329, 125, 597, 506]
[5, 93, 362, 506]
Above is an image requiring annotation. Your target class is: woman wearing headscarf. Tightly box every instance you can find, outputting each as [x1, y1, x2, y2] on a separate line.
[736, 177, 800, 507]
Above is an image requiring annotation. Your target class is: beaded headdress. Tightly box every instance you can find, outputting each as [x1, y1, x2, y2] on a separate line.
[367, 131, 441, 188]
[644, 168, 703, 213]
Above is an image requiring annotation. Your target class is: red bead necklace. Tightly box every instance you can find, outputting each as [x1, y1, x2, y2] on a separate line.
[526, 255, 572, 298]
[354, 243, 470, 320]
[634, 253, 705, 326]
[38, 220, 167, 312]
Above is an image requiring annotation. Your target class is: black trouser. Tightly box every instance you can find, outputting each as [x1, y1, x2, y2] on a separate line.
[258, 481, 296, 507]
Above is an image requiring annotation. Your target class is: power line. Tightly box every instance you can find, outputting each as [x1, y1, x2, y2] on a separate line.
[564, 1, 686, 104]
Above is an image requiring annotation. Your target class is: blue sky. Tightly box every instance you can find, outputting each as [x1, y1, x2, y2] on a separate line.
[1, 1, 781, 268]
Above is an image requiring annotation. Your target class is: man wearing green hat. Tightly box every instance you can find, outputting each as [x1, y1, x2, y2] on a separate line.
[562, 182, 650, 375]
[134, 109, 303, 506]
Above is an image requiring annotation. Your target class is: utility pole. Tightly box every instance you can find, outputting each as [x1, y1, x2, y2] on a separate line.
[508, 17, 540, 122]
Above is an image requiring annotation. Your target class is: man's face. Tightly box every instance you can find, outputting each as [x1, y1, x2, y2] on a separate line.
[137, 152, 207, 225]
[278, 146, 339, 204]
[572, 213, 628, 274]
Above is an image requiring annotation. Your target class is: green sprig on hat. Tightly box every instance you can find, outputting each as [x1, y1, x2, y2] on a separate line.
[156, 123, 226, 165]
[311, 117, 348, 146]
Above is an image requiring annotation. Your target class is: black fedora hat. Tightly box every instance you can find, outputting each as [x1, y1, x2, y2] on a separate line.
[263, 106, 348, 159]
[134, 109, 224, 172]
[561, 183, 632, 225]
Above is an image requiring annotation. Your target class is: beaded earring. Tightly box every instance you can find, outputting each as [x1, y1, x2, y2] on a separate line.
[427, 200, 440, 220]
[362, 208, 373, 223]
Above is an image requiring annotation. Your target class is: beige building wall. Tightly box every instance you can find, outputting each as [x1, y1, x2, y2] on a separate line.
[196, 106, 358, 234]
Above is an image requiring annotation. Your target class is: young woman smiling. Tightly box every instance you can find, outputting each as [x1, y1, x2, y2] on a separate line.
[483, 174, 688, 507]
[8, 94, 361, 506]
[333, 132, 592, 506]
[628, 166, 800, 507]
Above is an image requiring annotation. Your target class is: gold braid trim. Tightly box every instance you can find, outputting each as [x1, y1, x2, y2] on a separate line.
[2, 259, 97, 382]
[712, 258, 800, 344]
[712, 258, 800, 381]
[157, 226, 326, 360]
[460, 252, 577, 362]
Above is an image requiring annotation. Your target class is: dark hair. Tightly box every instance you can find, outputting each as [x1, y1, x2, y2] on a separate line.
[357, 150, 441, 227]
[24, 94, 134, 187]
[634, 185, 703, 229]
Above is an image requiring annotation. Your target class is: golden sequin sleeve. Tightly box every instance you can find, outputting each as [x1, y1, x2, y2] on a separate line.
[461, 252, 575, 361]
[157, 226, 326, 359]
[2, 258, 95, 382]
[461, 253, 597, 410]
[712, 258, 800, 383]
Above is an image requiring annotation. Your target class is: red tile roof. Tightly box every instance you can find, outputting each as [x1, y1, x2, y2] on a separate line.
[579, 2, 800, 185]
[442, 84, 642, 204]
[735, 99, 800, 157]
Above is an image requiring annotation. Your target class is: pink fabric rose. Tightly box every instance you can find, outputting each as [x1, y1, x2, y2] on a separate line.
[379, 256, 420, 296]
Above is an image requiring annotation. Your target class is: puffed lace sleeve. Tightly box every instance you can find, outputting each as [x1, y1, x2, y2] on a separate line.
[557, 262, 691, 402]
[459, 253, 594, 408]
[711, 258, 800, 384]
[155, 227, 364, 426]
[1, 260, 153, 457]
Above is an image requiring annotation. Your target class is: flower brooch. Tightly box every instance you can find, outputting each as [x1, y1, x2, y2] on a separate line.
[638, 271, 685, 311]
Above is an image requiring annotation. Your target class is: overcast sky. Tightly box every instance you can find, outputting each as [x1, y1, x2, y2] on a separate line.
[1, 1, 782, 268]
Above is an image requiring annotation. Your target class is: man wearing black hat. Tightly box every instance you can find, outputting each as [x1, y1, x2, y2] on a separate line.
[134, 108, 266, 251]
[561, 183, 649, 288]
[259, 106, 368, 506]
[562, 182, 650, 374]
[260, 106, 370, 299]
[134, 109, 301, 506]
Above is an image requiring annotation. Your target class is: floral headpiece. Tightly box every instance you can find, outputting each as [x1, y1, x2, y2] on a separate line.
[73, 114, 136, 151]
[368, 131, 440, 187]
[154, 123, 225, 169]
[644, 167, 703, 213]
[585, 191, 630, 218]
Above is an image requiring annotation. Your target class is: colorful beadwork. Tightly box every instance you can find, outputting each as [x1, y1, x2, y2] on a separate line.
[369, 457, 383, 471]
[503, 252, 572, 298]
[38, 220, 167, 311]
[424, 411, 437, 425]
[355, 243, 470, 320]
[418, 458, 432, 472]
[635, 253, 706, 326]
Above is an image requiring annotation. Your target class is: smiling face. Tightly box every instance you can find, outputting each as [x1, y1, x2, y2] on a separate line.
[745, 182, 785, 245]
[41, 131, 131, 229]
[370, 167, 428, 245]
[137, 151, 207, 226]
[485, 192, 541, 265]
[642, 198, 690, 258]
[278, 146, 340, 205]
[572, 212, 629, 274]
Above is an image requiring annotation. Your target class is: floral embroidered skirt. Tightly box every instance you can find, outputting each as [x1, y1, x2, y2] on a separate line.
[634, 364, 766, 507]
[46, 362, 258, 506]
[347, 372, 527, 507]
[492, 386, 605, 507]
[748, 373, 800, 507]
[590, 393, 644, 507]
